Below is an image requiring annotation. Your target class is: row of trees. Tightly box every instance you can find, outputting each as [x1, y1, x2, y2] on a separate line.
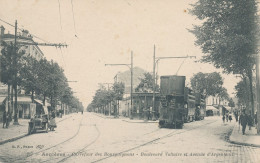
[190, 72, 229, 100]
[88, 72, 160, 115]
[88, 71, 231, 116]
[87, 82, 125, 115]
[189, 0, 258, 116]
[1, 42, 83, 124]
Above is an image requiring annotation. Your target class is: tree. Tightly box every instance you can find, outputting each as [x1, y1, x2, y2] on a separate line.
[135, 72, 159, 92]
[190, 72, 224, 98]
[19, 56, 40, 103]
[218, 87, 229, 104]
[113, 82, 125, 101]
[235, 76, 255, 108]
[1, 42, 25, 124]
[113, 82, 125, 116]
[189, 0, 258, 117]
[228, 98, 235, 107]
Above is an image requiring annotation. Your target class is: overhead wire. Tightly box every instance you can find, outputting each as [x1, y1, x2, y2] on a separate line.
[70, 0, 78, 37]
[58, 0, 63, 30]
[0, 18, 51, 43]
[56, 0, 69, 75]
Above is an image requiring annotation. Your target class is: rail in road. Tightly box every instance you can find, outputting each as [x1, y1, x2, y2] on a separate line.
[90, 119, 219, 163]
[11, 115, 81, 162]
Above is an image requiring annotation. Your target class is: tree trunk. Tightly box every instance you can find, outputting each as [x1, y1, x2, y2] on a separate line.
[248, 69, 254, 118]
[11, 85, 14, 115]
[243, 76, 250, 109]
[117, 100, 119, 117]
[31, 89, 34, 103]
[7, 84, 11, 120]
[43, 95, 46, 106]
[13, 82, 19, 125]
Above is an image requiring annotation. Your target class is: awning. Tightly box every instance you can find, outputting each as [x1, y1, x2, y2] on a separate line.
[206, 105, 219, 111]
[0, 96, 7, 104]
[34, 99, 51, 106]
[16, 96, 32, 104]
[225, 106, 232, 111]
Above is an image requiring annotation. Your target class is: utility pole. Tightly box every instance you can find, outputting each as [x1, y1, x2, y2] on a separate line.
[256, 51, 260, 134]
[13, 20, 19, 125]
[8, 20, 68, 124]
[131, 51, 133, 119]
[152, 45, 156, 121]
[105, 51, 133, 119]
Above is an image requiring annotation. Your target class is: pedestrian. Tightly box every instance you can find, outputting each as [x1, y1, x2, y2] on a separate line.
[255, 112, 258, 129]
[6, 113, 10, 128]
[226, 112, 229, 122]
[222, 115, 225, 123]
[228, 113, 232, 122]
[49, 110, 57, 131]
[239, 111, 248, 135]
[234, 111, 238, 122]
[2, 110, 7, 128]
[248, 115, 253, 130]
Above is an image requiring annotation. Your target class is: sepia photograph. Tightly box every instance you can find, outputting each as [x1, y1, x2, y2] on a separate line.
[0, 0, 260, 162]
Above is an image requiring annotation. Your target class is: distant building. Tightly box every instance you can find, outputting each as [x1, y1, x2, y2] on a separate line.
[114, 67, 146, 94]
[205, 95, 229, 116]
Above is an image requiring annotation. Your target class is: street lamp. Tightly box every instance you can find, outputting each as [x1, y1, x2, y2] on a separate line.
[152, 44, 196, 120]
[105, 51, 133, 119]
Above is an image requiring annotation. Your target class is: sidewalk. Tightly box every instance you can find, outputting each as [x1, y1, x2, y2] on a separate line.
[0, 114, 73, 145]
[0, 118, 29, 145]
[229, 122, 260, 147]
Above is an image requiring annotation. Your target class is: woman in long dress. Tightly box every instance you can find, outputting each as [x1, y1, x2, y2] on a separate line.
[49, 111, 57, 131]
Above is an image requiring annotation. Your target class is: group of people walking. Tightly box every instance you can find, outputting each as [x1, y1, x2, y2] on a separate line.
[222, 112, 233, 123]
[223, 108, 257, 135]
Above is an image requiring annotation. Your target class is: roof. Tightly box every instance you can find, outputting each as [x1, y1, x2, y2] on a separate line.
[34, 99, 51, 106]
[0, 96, 7, 104]
[16, 96, 32, 104]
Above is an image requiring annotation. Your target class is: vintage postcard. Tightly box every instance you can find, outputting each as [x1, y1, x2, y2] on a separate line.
[0, 0, 260, 163]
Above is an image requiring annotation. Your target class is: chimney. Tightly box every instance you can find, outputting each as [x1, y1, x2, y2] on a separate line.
[0, 26, 5, 42]
[22, 30, 29, 37]
[0, 25, 5, 36]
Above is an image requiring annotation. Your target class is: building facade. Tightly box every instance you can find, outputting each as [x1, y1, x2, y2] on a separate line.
[0, 25, 45, 121]
[0, 25, 44, 60]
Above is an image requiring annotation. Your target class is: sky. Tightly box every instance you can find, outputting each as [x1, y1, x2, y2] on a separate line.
[0, 0, 241, 108]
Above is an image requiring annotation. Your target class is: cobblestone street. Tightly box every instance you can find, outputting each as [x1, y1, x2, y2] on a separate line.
[0, 112, 259, 163]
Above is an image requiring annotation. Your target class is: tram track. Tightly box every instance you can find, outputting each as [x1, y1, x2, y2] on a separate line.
[39, 115, 163, 163]
[11, 115, 83, 162]
[90, 119, 218, 163]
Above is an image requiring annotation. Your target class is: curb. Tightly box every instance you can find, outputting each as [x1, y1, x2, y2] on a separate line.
[229, 124, 260, 148]
[122, 119, 158, 123]
[0, 133, 28, 145]
[0, 115, 73, 146]
[92, 113, 159, 123]
[229, 139, 260, 148]
[92, 113, 117, 119]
